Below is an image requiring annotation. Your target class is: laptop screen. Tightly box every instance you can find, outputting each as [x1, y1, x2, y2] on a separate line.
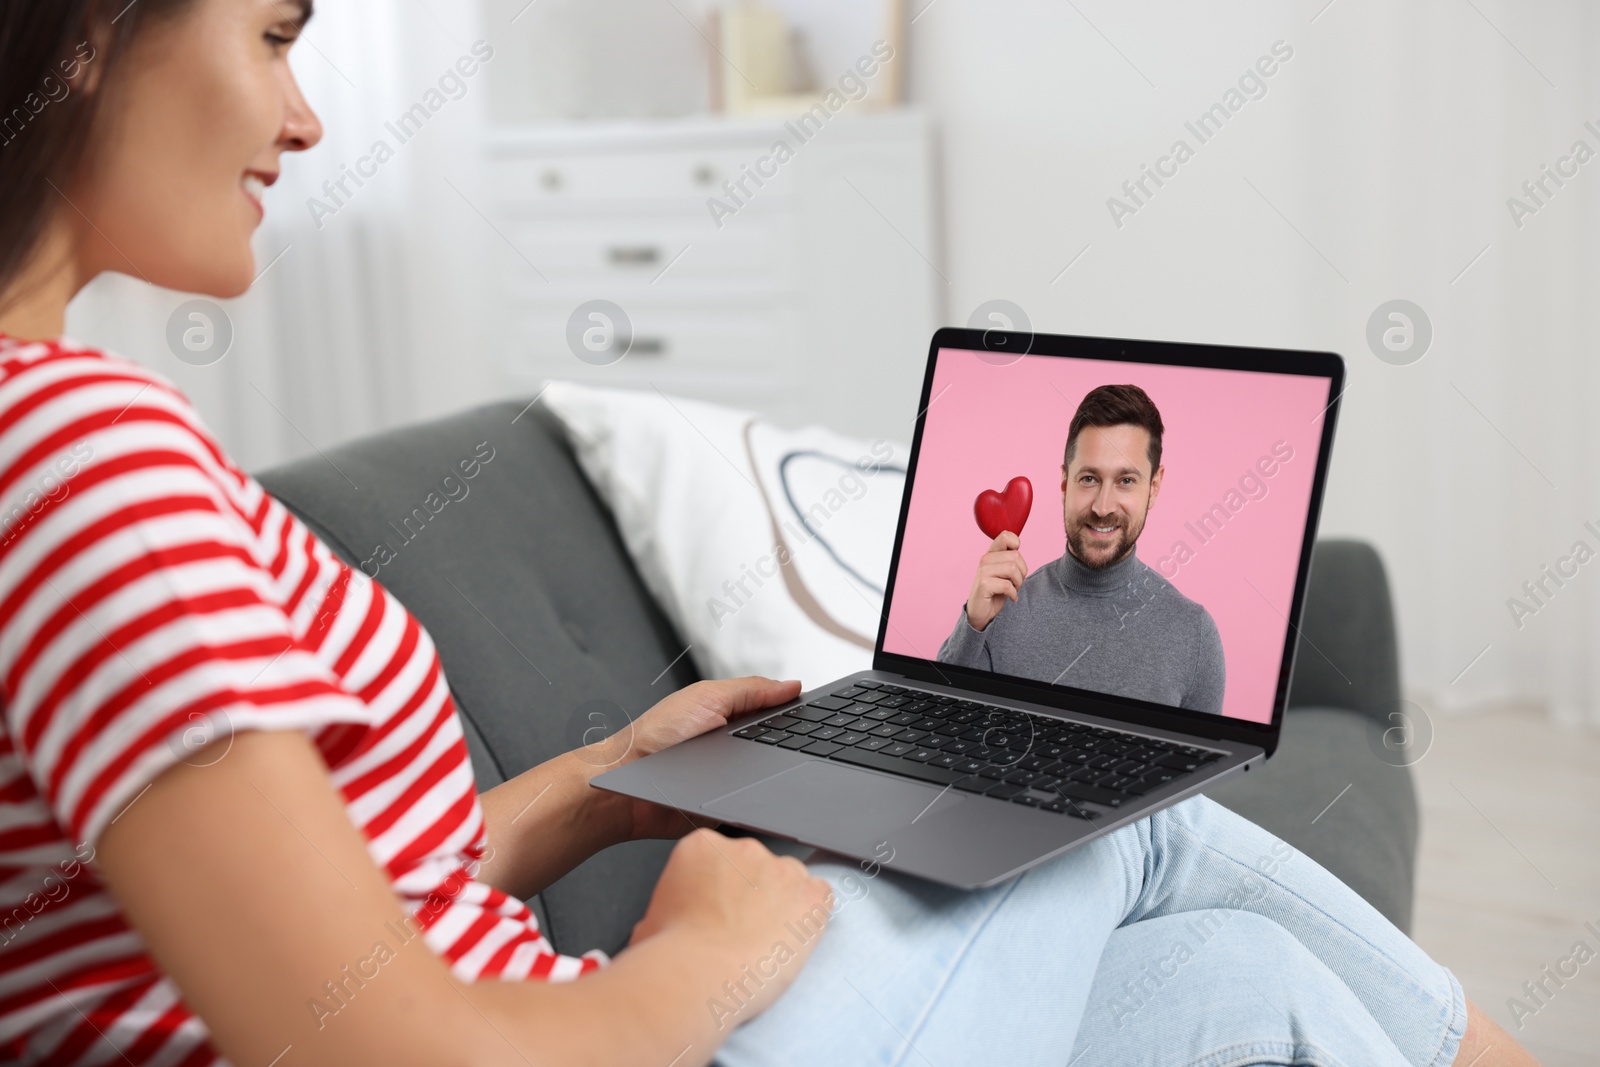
[878, 339, 1338, 726]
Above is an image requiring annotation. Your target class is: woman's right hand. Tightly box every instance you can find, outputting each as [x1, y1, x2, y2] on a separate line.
[630, 828, 835, 1022]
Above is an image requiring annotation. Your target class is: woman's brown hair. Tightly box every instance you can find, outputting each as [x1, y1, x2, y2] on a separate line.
[0, 0, 196, 311]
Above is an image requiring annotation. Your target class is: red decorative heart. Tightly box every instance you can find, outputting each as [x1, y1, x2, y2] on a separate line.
[974, 476, 1033, 540]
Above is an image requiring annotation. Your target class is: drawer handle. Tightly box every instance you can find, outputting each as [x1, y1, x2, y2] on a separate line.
[630, 337, 667, 356]
[609, 246, 661, 266]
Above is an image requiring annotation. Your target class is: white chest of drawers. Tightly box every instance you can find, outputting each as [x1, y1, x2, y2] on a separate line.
[482, 110, 941, 440]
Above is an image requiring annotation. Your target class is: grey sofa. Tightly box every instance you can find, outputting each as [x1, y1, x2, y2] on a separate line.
[256, 398, 1419, 955]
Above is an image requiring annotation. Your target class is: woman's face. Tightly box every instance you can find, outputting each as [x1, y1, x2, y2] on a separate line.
[71, 0, 322, 298]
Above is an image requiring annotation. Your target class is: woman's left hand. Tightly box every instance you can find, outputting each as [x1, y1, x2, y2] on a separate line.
[585, 676, 802, 841]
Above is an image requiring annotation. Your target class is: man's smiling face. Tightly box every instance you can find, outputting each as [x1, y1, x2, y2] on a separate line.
[1061, 424, 1164, 570]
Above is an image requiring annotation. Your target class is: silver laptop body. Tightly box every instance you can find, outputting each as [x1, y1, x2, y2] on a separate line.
[594, 327, 1344, 889]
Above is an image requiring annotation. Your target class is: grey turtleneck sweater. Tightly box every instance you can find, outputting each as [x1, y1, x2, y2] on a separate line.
[937, 547, 1226, 713]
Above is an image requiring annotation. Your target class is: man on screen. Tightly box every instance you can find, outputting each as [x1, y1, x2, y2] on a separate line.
[937, 384, 1226, 713]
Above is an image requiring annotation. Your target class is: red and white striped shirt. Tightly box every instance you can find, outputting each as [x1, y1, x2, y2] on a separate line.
[0, 334, 603, 1065]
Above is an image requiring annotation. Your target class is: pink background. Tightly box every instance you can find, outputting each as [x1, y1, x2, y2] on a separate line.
[883, 348, 1333, 723]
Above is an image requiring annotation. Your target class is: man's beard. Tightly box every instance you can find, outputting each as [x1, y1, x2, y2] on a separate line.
[1065, 512, 1145, 570]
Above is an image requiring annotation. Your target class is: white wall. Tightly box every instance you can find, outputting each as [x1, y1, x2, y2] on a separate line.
[904, 0, 1600, 720]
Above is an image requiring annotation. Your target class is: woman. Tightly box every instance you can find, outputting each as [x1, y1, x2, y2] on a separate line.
[0, 2, 1541, 1064]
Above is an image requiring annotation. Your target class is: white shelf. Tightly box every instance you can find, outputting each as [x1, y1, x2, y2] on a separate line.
[482, 109, 941, 439]
[484, 108, 932, 156]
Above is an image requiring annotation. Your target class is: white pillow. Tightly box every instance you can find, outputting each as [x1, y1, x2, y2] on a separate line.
[539, 382, 909, 687]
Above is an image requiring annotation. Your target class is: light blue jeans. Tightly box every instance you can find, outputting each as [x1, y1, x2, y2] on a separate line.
[713, 796, 1466, 1067]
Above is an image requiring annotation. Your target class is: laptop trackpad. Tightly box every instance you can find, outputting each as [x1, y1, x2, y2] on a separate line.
[701, 760, 963, 851]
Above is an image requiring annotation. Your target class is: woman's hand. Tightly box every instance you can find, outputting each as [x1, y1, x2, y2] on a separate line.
[626, 827, 834, 1026]
[589, 676, 802, 841]
[476, 676, 802, 901]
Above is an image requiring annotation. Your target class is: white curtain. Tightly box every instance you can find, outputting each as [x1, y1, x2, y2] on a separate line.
[906, 0, 1600, 725]
[1275, 0, 1600, 727]
[66, 0, 498, 472]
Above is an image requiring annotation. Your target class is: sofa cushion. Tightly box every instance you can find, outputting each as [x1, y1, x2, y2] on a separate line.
[538, 380, 910, 686]
[1286, 540, 1403, 726]
[1207, 707, 1418, 932]
[257, 400, 695, 955]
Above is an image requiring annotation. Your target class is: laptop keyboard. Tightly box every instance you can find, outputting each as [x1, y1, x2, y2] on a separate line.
[730, 680, 1224, 819]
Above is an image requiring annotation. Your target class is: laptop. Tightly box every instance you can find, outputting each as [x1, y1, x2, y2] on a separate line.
[593, 327, 1344, 889]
